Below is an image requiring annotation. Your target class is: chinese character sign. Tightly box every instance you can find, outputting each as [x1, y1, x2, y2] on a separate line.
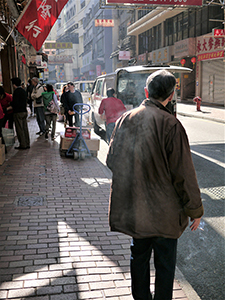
[16, 0, 69, 51]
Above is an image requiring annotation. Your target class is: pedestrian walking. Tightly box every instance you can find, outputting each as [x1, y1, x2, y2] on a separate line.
[60, 84, 69, 126]
[106, 70, 204, 300]
[10, 77, 30, 150]
[98, 88, 126, 143]
[63, 81, 83, 127]
[26, 79, 34, 117]
[0, 86, 14, 129]
[31, 77, 45, 135]
[42, 84, 60, 140]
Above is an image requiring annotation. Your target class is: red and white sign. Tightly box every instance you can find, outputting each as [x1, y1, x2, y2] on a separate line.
[119, 51, 130, 60]
[95, 19, 114, 27]
[16, 0, 69, 51]
[107, 0, 202, 6]
[96, 65, 101, 77]
[196, 36, 225, 55]
[198, 51, 224, 61]
[213, 29, 225, 37]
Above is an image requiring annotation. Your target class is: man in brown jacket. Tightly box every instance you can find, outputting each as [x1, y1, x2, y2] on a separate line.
[106, 70, 204, 300]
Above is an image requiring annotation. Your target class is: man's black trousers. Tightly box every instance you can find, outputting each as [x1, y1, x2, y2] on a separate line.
[130, 237, 177, 300]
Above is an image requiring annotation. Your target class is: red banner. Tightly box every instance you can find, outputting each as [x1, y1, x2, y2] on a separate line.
[197, 50, 224, 61]
[16, 0, 69, 51]
[107, 0, 202, 5]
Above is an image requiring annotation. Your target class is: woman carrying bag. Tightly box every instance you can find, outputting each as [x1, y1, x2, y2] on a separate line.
[42, 84, 60, 141]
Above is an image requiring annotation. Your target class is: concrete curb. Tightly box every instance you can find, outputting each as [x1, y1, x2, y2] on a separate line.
[175, 267, 201, 300]
[178, 112, 225, 124]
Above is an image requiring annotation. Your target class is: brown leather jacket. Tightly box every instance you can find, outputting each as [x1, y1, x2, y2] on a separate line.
[106, 99, 204, 239]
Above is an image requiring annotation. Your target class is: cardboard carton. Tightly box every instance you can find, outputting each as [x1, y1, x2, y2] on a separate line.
[0, 144, 5, 166]
[60, 134, 100, 151]
[65, 127, 91, 139]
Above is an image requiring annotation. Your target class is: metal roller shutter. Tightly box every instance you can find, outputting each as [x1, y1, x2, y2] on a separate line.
[201, 59, 224, 105]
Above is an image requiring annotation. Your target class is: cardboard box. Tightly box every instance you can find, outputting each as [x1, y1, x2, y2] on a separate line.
[65, 127, 91, 139]
[60, 134, 100, 151]
[0, 144, 5, 166]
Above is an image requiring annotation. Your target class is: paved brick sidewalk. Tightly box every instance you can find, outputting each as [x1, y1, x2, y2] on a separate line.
[0, 117, 188, 299]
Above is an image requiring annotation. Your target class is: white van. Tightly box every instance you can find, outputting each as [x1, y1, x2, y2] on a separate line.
[90, 64, 192, 131]
[74, 80, 94, 104]
[54, 82, 67, 98]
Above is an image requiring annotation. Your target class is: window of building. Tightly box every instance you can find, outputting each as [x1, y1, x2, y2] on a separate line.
[173, 16, 178, 43]
[177, 14, 183, 41]
[183, 11, 188, 39]
[189, 10, 196, 37]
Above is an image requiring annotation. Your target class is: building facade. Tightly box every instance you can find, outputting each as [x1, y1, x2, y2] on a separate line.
[127, 5, 224, 105]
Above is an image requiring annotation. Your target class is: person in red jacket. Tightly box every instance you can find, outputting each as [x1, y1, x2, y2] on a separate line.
[0, 86, 13, 129]
[98, 88, 126, 143]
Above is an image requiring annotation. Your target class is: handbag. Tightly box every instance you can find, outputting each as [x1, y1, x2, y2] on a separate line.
[47, 99, 59, 114]
[36, 95, 42, 104]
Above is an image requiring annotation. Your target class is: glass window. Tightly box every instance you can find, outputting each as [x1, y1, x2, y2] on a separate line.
[177, 14, 183, 41]
[183, 12, 188, 39]
[189, 11, 195, 37]
[95, 80, 103, 96]
[173, 17, 178, 43]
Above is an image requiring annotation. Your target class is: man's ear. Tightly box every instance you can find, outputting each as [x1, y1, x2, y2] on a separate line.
[144, 87, 149, 99]
[168, 91, 175, 102]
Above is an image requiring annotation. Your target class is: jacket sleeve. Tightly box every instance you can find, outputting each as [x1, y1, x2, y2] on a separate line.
[166, 122, 204, 219]
[53, 94, 60, 111]
[76, 90, 83, 103]
[63, 93, 70, 112]
[98, 100, 104, 115]
[32, 85, 44, 99]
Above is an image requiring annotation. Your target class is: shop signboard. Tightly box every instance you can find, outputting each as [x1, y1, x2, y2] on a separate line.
[119, 51, 130, 60]
[152, 47, 170, 64]
[174, 38, 196, 58]
[96, 65, 101, 77]
[95, 19, 114, 27]
[48, 55, 73, 64]
[213, 29, 225, 37]
[196, 35, 225, 61]
[45, 42, 73, 49]
[107, 0, 202, 6]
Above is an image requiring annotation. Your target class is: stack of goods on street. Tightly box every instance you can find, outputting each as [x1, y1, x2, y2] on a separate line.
[0, 138, 5, 166]
[60, 127, 100, 157]
[2, 127, 15, 147]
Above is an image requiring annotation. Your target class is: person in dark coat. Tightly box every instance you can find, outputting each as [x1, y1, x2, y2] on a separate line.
[63, 81, 83, 127]
[10, 77, 30, 150]
[106, 70, 204, 300]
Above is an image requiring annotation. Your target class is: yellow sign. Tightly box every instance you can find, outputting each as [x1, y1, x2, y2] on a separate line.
[45, 42, 73, 49]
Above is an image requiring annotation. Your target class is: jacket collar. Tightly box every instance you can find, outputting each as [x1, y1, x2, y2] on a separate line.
[142, 98, 171, 114]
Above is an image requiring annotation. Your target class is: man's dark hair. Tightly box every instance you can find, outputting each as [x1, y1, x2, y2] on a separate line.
[107, 88, 115, 98]
[146, 70, 176, 101]
[0, 86, 6, 97]
[11, 77, 21, 87]
[46, 84, 53, 92]
[67, 81, 74, 87]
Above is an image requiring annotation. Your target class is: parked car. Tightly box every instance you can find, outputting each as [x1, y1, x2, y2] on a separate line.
[90, 64, 192, 132]
[74, 80, 94, 104]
